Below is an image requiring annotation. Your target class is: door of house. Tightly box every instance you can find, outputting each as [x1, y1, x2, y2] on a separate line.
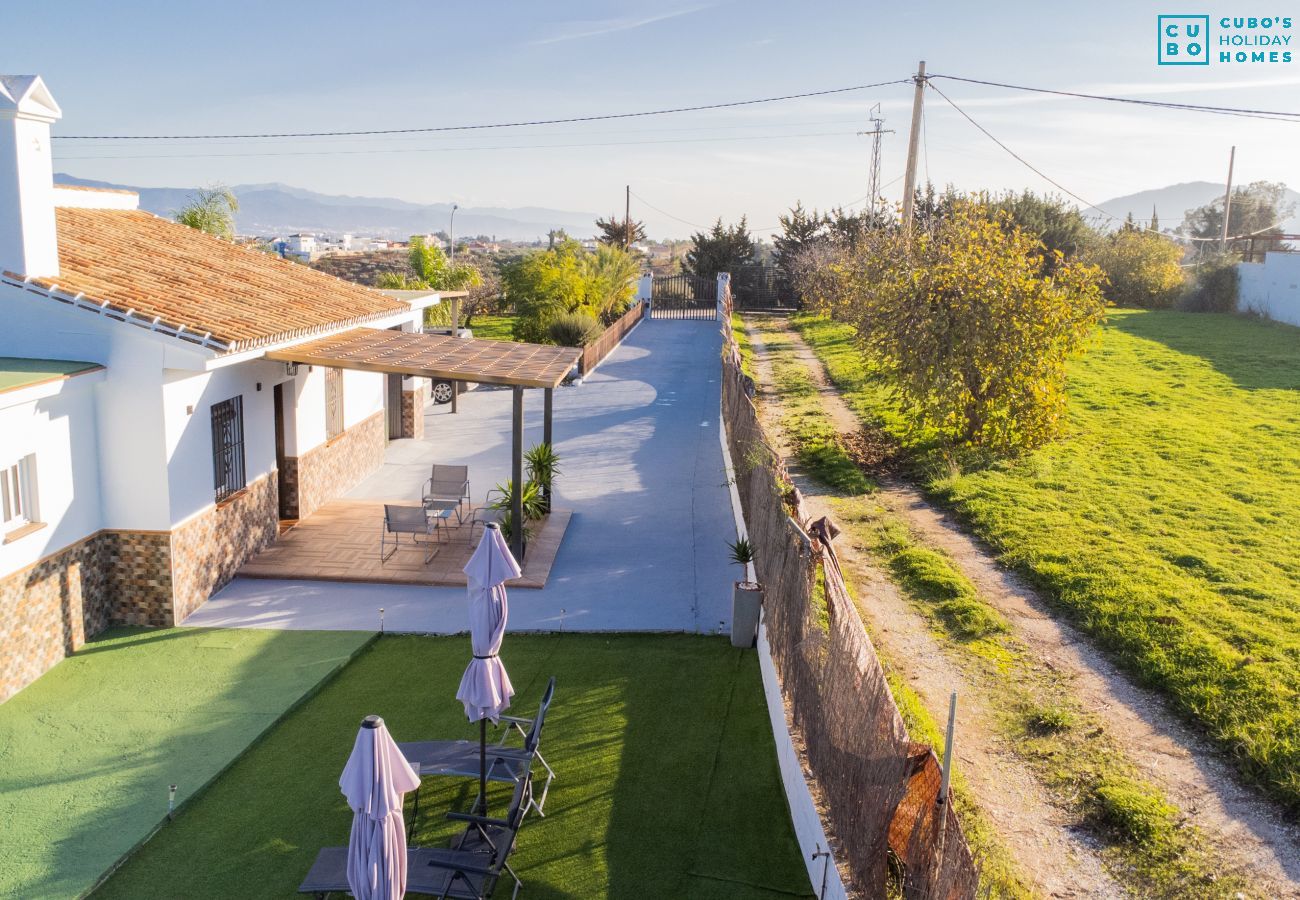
[272, 383, 296, 520]
[385, 373, 404, 440]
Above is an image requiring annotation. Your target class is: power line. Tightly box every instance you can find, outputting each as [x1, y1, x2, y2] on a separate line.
[927, 81, 1117, 219]
[55, 129, 862, 162]
[930, 83, 1291, 242]
[928, 74, 1300, 123]
[52, 79, 912, 141]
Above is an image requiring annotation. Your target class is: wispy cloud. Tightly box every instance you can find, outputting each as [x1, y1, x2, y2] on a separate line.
[530, 6, 712, 45]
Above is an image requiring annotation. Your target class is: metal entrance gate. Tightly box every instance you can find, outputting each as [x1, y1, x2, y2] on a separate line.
[650, 274, 717, 319]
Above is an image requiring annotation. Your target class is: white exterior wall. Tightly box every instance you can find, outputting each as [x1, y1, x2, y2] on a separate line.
[1, 282, 426, 566]
[162, 359, 287, 527]
[288, 364, 386, 455]
[1239, 253, 1300, 326]
[0, 281, 179, 531]
[0, 373, 105, 575]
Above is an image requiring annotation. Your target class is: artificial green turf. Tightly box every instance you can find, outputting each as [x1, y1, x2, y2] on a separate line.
[94, 634, 813, 899]
[796, 309, 1300, 809]
[0, 627, 372, 900]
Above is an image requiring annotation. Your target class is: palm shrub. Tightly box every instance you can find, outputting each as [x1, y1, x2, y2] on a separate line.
[490, 479, 546, 546]
[548, 313, 600, 347]
[581, 244, 640, 325]
[525, 443, 561, 512]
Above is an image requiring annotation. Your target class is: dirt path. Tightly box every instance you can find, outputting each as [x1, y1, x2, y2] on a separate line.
[746, 321, 1122, 899]
[754, 314, 1300, 898]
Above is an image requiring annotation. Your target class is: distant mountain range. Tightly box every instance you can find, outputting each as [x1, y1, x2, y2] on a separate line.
[53, 174, 599, 241]
[1096, 181, 1300, 232]
[53, 174, 1299, 241]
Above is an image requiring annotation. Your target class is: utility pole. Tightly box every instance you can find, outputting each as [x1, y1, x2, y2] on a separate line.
[1220, 146, 1236, 252]
[857, 103, 893, 222]
[624, 184, 632, 250]
[900, 61, 927, 233]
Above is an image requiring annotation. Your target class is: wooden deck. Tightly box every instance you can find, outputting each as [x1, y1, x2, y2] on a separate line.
[237, 500, 569, 588]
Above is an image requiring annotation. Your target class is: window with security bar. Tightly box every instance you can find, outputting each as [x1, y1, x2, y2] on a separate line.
[211, 396, 246, 502]
[1, 455, 37, 535]
[325, 367, 344, 440]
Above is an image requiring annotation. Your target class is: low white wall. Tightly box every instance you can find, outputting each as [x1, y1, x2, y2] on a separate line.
[0, 374, 105, 575]
[1239, 253, 1300, 325]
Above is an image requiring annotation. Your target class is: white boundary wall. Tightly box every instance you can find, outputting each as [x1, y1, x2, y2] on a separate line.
[718, 390, 848, 900]
[1239, 253, 1300, 326]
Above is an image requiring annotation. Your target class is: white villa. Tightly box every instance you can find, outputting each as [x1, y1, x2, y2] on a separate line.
[0, 76, 445, 701]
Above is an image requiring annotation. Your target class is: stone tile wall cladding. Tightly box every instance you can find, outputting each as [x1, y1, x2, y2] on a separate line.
[2, 415, 383, 701]
[293, 410, 387, 520]
[279, 456, 301, 520]
[401, 382, 426, 440]
[170, 473, 279, 623]
[0, 534, 109, 702]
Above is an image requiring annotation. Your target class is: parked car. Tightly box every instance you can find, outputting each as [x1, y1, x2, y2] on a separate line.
[424, 327, 476, 404]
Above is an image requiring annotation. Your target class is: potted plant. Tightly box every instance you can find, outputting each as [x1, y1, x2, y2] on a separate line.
[727, 536, 763, 649]
[525, 443, 561, 514]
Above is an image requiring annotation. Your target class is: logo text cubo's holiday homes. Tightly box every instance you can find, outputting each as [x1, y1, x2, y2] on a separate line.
[1159, 15, 1293, 65]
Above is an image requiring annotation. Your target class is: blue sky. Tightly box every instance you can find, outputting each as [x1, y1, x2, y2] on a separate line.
[8, 1, 1299, 236]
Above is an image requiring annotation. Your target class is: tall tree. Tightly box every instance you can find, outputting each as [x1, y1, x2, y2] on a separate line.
[828, 200, 1105, 452]
[173, 185, 239, 240]
[1181, 181, 1293, 258]
[773, 203, 827, 267]
[988, 190, 1099, 262]
[594, 215, 647, 249]
[683, 217, 756, 277]
[376, 235, 482, 295]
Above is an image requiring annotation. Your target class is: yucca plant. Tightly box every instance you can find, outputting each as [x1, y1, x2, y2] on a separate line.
[525, 443, 562, 512]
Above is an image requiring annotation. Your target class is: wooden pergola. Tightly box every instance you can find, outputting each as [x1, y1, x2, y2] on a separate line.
[268, 327, 580, 559]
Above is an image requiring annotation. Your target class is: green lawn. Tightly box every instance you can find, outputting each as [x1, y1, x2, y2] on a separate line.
[95, 634, 812, 899]
[0, 627, 372, 899]
[795, 309, 1300, 809]
[468, 314, 518, 341]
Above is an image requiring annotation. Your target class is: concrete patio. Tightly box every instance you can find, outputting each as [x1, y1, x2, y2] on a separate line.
[183, 318, 737, 633]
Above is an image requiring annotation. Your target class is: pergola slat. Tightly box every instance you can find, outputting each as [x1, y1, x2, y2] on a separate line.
[266, 328, 580, 389]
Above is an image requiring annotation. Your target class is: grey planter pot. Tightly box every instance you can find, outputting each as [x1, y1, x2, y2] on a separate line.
[731, 581, 763, 649]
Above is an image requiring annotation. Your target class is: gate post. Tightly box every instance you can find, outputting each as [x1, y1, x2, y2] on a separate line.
[637, 272, 654, 312]
[716, 272, 731, 322]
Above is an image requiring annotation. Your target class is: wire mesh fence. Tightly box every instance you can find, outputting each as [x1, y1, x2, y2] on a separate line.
[720, 312, 980, 899]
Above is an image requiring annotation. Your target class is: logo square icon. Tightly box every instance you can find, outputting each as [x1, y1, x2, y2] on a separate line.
[1158, 15, 1211, 65]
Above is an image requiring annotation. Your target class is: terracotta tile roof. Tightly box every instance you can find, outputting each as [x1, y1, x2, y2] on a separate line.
[5, 208, 409, 352]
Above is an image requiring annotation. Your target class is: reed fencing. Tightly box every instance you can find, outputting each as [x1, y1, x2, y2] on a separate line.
[721, 319, 980, 899]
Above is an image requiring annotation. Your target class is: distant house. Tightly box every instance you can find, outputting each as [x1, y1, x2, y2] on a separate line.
[0, 75, 440, 701]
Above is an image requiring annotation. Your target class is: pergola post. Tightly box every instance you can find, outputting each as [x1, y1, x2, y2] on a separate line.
[450, 297, 461, 414]
[511, 386, 525, 561]
[543, 388, 554, 510]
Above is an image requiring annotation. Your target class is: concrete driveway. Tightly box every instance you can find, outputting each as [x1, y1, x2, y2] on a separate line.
[184, 318, 739, 634]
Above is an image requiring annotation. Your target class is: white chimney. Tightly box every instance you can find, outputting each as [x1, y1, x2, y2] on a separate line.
[0, 75, 62, 278]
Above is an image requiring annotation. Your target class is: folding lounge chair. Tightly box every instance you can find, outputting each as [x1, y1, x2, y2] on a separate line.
[299, 775, 533, 899]
[381, 504, 444, 564]
[402, 678, 556, 825]
[423, 464, 471, 522]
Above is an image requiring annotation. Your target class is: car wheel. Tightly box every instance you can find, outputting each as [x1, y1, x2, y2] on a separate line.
[432, 381, 455, 404]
